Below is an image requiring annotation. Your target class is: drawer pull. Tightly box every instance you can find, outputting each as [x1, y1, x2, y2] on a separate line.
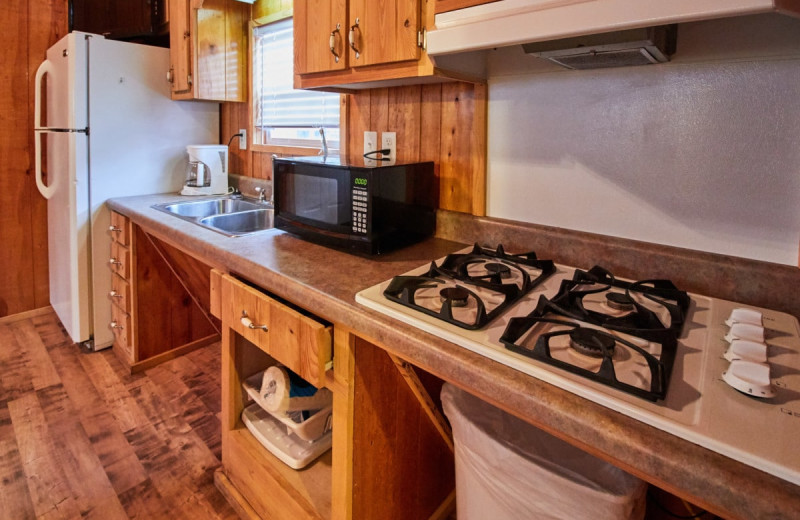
[109, 257, 121, 266]
[109, 225, 122, 233]
[109, 290, 122, 299]
[241, 311, 268, 332]
[110, 321, 124, 330]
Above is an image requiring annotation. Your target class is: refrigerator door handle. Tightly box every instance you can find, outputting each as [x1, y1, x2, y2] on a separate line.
[34, 59, 56, 199]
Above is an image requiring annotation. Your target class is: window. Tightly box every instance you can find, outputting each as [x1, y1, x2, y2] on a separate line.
[252, 18, 340, 150]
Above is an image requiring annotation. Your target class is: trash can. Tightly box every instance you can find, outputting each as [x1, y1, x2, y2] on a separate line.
[441, 384, 647, 520]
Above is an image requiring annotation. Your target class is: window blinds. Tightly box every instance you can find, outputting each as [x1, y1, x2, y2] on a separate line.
[253, 18, 340, 131]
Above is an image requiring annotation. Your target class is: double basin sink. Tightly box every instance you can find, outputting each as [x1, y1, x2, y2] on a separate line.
[152, 196, 273, 236]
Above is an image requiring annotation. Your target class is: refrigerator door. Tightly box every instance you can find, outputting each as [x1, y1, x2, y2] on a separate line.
[34, 33, 92, 344]
[86, 36, 219, 349]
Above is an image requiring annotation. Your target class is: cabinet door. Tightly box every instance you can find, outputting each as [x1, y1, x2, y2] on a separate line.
[169, 0, 194, 95]
[349, 0, 421, 68]
[294, 0, 349, 75]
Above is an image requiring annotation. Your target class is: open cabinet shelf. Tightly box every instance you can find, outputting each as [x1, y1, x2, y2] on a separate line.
[224, 424, 332, 519]
[221, 332, 333, 519]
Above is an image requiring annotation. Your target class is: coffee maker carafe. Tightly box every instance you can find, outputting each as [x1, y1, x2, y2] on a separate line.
[181, 145, 228, 196]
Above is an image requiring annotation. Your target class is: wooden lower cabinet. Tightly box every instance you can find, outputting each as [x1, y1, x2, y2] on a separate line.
[215, 271, 334, 519]
[109, 211, 219, 371]
[211, 270, 455, 519]
[350, 337, 456, 519]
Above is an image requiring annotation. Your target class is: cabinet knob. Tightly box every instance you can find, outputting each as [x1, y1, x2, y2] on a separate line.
[109, 225, 121, 233]
[109, 257, 121, 266]
[109, 290, 122, 299]
[241, 310, 268, 332]
[349, 18, 360, 59]
[329, 24, 341, 63]
[110, 321, 124, 330]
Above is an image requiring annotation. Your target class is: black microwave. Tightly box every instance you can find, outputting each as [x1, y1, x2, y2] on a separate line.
[273, 156, 437, 255]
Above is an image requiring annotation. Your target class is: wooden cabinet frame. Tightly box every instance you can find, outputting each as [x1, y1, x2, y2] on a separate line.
[109, 213, 219, 372]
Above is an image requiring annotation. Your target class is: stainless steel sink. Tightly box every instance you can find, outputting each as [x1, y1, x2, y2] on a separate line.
[152, 196, 273, 236]
[160, 198, 264, 218]
[200, 210, 273, 235]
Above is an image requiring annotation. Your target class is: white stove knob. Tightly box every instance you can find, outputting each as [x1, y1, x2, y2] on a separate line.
[722, 360, 775, 398]
[723, 340, 768, 363]
[724, 323, 765, 344]
[725, 308, 763, 327]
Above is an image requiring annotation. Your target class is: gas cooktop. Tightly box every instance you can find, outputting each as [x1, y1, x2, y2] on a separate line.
[355, 244, 800, 486]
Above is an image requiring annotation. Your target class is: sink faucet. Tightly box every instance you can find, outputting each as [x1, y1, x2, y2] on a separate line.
[319, 127, 328, 157]
[254, 186, 268, 202]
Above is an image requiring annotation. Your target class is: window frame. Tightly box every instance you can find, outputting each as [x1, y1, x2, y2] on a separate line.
[249, 18, 347, 158]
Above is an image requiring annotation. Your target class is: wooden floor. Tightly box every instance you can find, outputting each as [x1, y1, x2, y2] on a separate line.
[0, 309, 238, 520]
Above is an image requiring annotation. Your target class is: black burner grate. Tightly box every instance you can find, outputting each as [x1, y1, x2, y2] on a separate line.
[382, 244, 555, 330]
[500, 316, 670, 401]
[535, 265, 690, 343]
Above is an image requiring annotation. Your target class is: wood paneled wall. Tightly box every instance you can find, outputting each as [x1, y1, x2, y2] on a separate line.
[0, 0, 67, 317]
[221, 81, 487, 215]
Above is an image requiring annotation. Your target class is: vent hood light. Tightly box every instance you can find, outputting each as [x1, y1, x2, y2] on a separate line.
[522, 26, 677, 70]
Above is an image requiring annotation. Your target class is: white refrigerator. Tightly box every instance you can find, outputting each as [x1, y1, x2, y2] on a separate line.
[33, 32, 219, 351]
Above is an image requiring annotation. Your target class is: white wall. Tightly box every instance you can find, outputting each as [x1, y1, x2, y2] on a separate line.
[486, 14, 800, 265]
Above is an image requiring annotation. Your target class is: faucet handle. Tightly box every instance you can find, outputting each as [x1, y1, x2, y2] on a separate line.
[254, 186, 267, 202]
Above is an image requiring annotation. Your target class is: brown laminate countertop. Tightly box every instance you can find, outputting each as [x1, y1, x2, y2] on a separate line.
[108, 194, 800, 520]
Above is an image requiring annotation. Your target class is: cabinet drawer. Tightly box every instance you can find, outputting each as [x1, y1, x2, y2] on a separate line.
[109, 211, 130, 246]
[110, 303, 132, 360]
[109, 274, 131, 313]
[109, 241, 130, 279]
[220, 274, 332, 387]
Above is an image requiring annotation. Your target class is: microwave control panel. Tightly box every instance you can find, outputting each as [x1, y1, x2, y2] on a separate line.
[351, 175, 368, 235]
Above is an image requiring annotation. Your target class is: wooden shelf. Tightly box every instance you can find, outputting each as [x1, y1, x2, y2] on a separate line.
[223, 426, 332, 520]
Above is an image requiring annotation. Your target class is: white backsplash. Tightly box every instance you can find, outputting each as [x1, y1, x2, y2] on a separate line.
[486, 15, 800, 265]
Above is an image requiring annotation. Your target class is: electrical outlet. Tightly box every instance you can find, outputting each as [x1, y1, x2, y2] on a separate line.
[381, 132, 396, 165]
[239, 129, 247, 150]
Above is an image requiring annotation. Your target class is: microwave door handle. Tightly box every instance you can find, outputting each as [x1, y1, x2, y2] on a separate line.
[34, 59, 56, 200]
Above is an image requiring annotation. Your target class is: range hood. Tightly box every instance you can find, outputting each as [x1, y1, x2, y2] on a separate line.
[521, 26, 677, 69]
[427, 0, 800, 56]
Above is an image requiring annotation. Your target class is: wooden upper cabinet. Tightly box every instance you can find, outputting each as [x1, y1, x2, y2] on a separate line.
[294, 0, 447, 90]
[169, 0, 248, 101]
[169, 0, 194, 96]
[294, 0, 348, 74]
[348, 0, 421, 67]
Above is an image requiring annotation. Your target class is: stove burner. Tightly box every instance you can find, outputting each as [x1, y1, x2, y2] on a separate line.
[484, 262, 512, 279]
[383, 244, 556, 330]
[606, 292, 636, 311]
[440, 287, 470, 307]
[569, 328, 616, 357]
[533, 266, 691, 343]
[501, 316, 669, 401]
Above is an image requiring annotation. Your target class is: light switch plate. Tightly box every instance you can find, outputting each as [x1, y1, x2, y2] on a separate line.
[364, 131, 378, 166]
[364, 131, 377, 155]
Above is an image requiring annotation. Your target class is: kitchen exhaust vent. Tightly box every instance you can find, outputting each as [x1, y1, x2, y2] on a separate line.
[522, 25, 677, 70]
